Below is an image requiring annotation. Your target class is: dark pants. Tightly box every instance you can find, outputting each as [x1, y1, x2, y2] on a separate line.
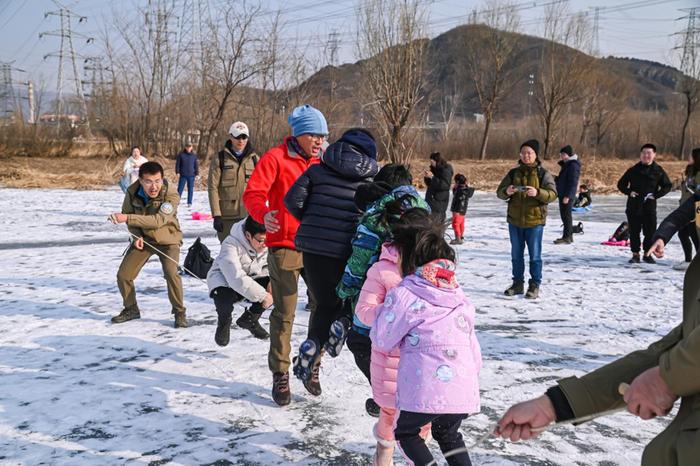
[559, 198, 573, 239]
[211, 276, 270, 318]
[177, 175, 195, 205]
[627, 211, 657, 254]
[679, 221, 699, 262]
[347, 327, 372, 384]
[395, 412, 472, 466]
[302, 252, 348, 346]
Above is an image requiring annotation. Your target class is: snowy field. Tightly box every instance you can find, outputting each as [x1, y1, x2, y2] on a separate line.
[0, 186, 689, 465]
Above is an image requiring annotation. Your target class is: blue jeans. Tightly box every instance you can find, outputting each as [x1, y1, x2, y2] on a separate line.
[177, 176, 195, 205]
[508, 223, 544, 285]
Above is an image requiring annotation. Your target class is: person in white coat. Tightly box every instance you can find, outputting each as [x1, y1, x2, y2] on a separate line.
[207, 216, 273, 345]
[123, 146, 149, 185]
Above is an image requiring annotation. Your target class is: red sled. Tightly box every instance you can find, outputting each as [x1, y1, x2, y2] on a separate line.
[191, 212, 213, 221]
[601, 238, 630, 247]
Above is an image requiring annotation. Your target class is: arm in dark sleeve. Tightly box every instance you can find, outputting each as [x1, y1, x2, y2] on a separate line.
[431, 166, 453, 192]
[652, 195, 696, 243]
[194, 156, 199, 176]
[617, 169, 631, 195]
[655, 169, 673, 199]
[283, 171, 311, 221]
[466, 187, 475, 199]
[175, 153, 181, 175]
[568, 163, 581, 200]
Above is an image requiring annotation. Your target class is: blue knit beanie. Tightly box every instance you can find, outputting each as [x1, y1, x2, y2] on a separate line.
[288, 104, 328, 137]
[339, 128, 377, 159]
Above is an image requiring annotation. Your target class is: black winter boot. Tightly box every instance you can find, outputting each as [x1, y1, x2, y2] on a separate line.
[236, 304, 269, 340]
[111, 308, 141, 324]
[324, 316, 350, 357]
[215, 310, 232, 347]
[525, 281, 540, 299]
[365, 397, 380, 417]
[504, 280, 524, 296]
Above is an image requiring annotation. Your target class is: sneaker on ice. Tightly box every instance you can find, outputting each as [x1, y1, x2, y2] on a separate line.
[324, 317, 350, 357]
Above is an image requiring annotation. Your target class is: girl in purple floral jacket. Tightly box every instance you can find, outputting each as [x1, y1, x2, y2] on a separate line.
[370, 211, 482, 466]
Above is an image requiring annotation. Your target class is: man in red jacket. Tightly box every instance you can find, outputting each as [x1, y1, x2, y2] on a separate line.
[243, 104, 328, 406]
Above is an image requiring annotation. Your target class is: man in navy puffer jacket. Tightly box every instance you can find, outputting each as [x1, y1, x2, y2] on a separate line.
[284, 128, 379, 396]
[554, 145, 581, 244]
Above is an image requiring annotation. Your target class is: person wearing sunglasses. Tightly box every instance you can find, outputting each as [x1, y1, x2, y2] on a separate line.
[208, 121, 260, 242]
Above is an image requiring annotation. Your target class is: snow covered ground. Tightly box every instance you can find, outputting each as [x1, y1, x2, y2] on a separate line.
[0, 186, 689, 465]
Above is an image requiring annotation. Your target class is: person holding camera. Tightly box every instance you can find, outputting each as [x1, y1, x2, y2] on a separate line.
[496, 140, 557, 299]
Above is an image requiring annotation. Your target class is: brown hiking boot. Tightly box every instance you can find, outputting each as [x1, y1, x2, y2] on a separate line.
[111, 308, 141, 324]
[174, 312, 188, 328]
[525, 281, 540, 299]
[504, 281, 524, 296]
[272, 372, 291, 406]
[302, 357, 322, 396]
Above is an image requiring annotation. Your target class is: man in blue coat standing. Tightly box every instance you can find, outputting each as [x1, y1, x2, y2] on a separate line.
[554, 145, 581, 244]
[175, 143, 199, 208]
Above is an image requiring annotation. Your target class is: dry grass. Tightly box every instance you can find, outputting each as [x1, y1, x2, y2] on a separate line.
[0, 155, 690, 193]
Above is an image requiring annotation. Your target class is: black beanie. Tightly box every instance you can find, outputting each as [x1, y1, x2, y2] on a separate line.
[520, 139, 540, 156]
[560, 145, 573, 157]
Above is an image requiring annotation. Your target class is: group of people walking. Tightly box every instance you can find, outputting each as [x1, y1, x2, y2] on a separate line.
[107, 102, 700, 466]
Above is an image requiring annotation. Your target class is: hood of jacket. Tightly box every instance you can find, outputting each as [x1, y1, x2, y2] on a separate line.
[379, 243, 400, 264]
[558, 154, 579, 166]
[401, 273, 464, 309]
[321, 141, 379, 180]
[227, 219, 262, 260]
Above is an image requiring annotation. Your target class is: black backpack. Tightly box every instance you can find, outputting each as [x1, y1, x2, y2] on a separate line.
[183, 237, 213, 279]
[611, 221, 630, 241]
[573, 222, 584, 234]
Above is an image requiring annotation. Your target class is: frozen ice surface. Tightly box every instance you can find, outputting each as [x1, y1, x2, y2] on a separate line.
[0, 188, 687, 465]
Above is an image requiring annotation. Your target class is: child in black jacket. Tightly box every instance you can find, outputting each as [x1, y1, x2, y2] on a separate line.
[450, 174, 475, 245]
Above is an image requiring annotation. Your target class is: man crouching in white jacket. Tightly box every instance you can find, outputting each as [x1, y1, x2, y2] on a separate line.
[207, 216, 273, 345]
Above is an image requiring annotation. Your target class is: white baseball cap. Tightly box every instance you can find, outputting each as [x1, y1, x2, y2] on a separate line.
[229, 121, 249, 138]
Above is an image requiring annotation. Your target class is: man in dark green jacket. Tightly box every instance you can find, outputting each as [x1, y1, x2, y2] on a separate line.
[109, 161, 187, 328]
[496, 139, 557, 299]
[497, 193, 700, 466]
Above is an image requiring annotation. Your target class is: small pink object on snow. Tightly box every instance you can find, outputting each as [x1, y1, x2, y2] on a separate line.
[191, 212, 213, 221]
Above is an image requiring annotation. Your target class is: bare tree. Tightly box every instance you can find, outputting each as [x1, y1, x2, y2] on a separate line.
[535, 3, 594, 158]
[579, 67, 628, 156]
[195, 4, 267, 156]
[463, 0, 521, 160]
[356, 0, 427, 164]
[677, 74, 700, 159]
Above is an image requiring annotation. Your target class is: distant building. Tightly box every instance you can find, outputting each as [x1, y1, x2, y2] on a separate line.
[38, 113, 82, 128]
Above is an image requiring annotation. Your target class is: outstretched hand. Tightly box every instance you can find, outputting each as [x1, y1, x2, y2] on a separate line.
[646, 239, 665, 258]
[109, 213, 128, 224]
[496, 395, 556, 442]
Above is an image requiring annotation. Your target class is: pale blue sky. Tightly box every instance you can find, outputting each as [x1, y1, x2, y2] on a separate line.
[1, 0, 696, 91]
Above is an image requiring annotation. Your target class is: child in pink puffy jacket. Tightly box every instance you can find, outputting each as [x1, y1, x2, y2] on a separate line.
[370, 211, 482, 466]
[356, 210, 432, 465]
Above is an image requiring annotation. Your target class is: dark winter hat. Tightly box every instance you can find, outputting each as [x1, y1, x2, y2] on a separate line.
[520, 139, 540, 156]
[339, 128, 377, 159]
[640, 143, 657, 152]
[560, 145, 573, 157]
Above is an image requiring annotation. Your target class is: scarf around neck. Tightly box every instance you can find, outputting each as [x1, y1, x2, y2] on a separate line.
[415, 259, 458, 289]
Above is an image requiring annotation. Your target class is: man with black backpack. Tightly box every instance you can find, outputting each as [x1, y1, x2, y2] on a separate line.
[208, 121, 260, 242]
